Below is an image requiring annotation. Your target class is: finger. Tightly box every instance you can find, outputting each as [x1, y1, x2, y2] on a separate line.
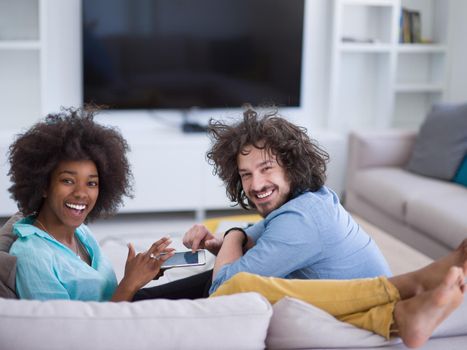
[150, 240, 173, 255]
[146, 242, 172, 258]
[191, 235, 204, 253]
[161, 247, 176, 254]
[147, 248, 175, 263]
[149, 236, 172, 251]
[127, 242, 135, 261]
[182, 235, 191, 249]
[158, 251, 175, 262]
[183, 227, 199, 249]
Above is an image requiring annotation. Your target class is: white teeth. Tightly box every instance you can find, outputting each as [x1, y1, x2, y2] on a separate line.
[257, 190, 273, 199]
[66, 203, 86, 210]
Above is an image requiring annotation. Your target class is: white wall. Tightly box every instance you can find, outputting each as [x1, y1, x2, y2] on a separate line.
[446, 0, 467, 102]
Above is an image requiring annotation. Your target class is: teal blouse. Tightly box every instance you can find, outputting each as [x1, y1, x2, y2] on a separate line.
[10, 217, 118, 301]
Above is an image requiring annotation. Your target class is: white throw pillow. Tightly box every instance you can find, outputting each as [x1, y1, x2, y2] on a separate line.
[0, 292, 272, 350]
[266, 297, 401, 349]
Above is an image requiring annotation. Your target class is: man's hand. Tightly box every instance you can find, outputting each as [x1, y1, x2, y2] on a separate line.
[182, 224, 223, 255]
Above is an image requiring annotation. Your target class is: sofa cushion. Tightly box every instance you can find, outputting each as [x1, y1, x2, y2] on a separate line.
[0, 212, 22, 299]
[0, 252, 17, 299]
[406, 103, 467, 180]
[0, 212, 22, 252]
[453, 156, 467, 187]
[266, 294, 467, 349]
[266, 297, 400, 349]
[406, 188, 467, 249]
[0, 292, 272, 350]
[351, 168, 461, 221]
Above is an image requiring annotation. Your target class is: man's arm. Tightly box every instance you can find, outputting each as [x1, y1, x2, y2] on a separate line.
[209, 209, 322, 294]
[213, 229, 254, 277]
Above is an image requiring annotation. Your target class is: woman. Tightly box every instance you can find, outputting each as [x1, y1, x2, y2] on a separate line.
[8, 108, 174, 301]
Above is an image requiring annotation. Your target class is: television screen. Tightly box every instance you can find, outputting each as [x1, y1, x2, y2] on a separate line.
[82, 0, 304, 110]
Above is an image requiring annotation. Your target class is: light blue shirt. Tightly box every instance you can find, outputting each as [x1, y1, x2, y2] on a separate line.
[210, 187, 392, 294]
[10, 217, 118, 301]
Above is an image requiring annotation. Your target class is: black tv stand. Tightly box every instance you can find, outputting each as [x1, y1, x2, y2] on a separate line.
[181, 121, 208, 133]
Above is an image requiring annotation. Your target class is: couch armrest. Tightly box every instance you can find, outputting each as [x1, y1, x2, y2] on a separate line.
[346, 129, 417, 189]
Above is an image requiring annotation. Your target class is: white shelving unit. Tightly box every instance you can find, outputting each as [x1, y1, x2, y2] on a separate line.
[329, 0, 450, 130]
[0, 0, 46, 130]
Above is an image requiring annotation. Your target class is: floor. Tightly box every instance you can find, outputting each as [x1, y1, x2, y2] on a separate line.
[352, 215, 432, 275]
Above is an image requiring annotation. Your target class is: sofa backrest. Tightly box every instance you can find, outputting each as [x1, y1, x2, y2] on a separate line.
[0, 212, 22, 299]
[0, 292, 272, 350]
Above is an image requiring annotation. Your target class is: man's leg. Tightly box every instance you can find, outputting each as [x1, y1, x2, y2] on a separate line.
[211, 262, 466, 346]
[211, 272, 400, 337]
[389, 238, 467, 299]
[133, 269, 213, 301]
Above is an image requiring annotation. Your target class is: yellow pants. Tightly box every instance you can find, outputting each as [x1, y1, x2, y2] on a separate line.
[211, 272, 400, 339]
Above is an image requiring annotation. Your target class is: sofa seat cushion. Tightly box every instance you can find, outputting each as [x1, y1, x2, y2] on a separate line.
[0, 292, 272, 350]
[100, 233, 215, 287]
[406, 188, 467, 249]
[352, 168, 462, 221]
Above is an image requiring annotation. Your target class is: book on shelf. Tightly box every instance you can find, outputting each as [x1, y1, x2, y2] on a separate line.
[399, 8, 422, 44]
[410, 11, 421, 43]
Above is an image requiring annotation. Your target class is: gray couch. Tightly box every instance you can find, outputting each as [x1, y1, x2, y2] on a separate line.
[345, 129, 467, 259]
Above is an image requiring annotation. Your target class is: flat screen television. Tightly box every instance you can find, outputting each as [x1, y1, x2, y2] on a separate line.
[82, 0, 305, 110]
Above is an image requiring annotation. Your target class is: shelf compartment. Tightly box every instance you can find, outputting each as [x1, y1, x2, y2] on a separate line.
[340, 2, 394, 44]
[396, 51, 446, 87]
[0, 0, 40, 41]
[334, 53, 392, 129]
[401, 0, 448, 44]
[0, 50, 41, 129]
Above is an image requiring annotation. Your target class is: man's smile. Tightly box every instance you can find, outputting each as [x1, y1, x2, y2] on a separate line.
[256, 190, 273, 199]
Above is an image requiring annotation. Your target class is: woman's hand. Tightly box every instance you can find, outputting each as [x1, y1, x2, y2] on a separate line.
[111, 237, 175, 301]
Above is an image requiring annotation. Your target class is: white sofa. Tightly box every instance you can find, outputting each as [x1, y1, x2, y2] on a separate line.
[345, 129, 467, 259]
[2, 214, 467, 349]
[2, 286, 467, 349]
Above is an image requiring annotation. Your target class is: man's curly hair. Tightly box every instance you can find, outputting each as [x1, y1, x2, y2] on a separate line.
[207, 106, 329, 209]
[8, 107, 133, 220]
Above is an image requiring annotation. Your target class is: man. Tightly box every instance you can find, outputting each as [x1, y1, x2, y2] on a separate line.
[182, 106, 391, 294]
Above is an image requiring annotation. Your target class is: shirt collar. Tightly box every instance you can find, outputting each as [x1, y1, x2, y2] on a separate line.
[12, 216, 48, 238]
[12, 216, 89, 244]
